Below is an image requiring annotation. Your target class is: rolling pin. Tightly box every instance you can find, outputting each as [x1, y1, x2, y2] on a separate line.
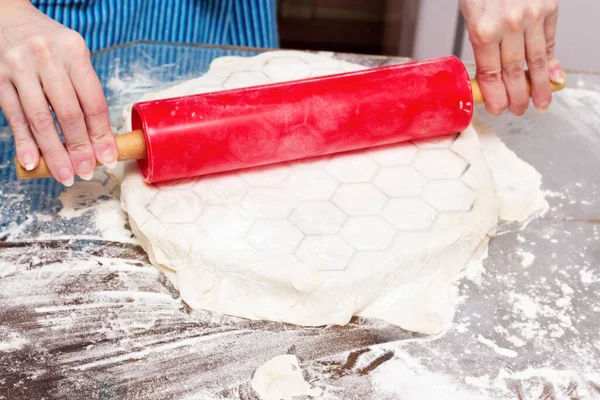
[15, 56, 566, 184]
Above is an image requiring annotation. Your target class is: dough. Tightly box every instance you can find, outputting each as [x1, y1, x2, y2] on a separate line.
[476, 120, 549, 222]
[116, 51, 545, 334]
[251, 355, 322, 400]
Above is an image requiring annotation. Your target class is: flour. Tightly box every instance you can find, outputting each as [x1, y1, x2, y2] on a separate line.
[55, 168, 135, 243]
[460, 247, 489, 287]
[370, 350, 487, 399]
[58, 177, 113, 220]
[580, 266, 598, 284]
[476, 335, 518, 358]
[517, 250, 535, 268]
[364, 339, 598, 399]
[553, 88, 600, 143]
[0, 155, 129, 244]
[511, 293, 541, 319]
[508, 282, 578, 341]
[3, 51, 597, 399]
[0, 328, 28, 352]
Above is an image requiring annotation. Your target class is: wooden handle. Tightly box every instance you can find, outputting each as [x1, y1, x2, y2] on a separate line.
[15, 129, 147, 180]
[471, 71, 567, 104]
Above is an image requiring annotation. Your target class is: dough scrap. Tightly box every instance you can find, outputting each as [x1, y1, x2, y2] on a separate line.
[251, 355, 322, 400]
[475, 119, 549, 222]
[115, 51, 546, 334]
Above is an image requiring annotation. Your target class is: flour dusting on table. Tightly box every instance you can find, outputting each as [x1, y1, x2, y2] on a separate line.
[1, 54, 599, 398]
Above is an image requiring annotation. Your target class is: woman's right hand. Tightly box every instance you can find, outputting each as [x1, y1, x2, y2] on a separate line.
[0, 0, 117, 186]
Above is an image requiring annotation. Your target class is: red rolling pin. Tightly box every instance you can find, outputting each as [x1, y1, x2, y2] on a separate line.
[15, 55, 566, 184]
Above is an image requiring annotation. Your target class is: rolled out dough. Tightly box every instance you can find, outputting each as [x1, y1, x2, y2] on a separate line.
[115, 51, 547, 334]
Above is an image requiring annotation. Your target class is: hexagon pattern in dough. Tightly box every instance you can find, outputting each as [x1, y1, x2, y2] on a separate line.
[289, 202, 346, 235]
[264, 56, 312, 81]
[325, 154, 379, 183]
[413, 149, 468, 179]
[382, 198, 438, 231]
[332, 184, 388, 216]
[119, 50, 500, 335]
[296, 236, 355, 271]
[147, 191, 204, 224]
[374, 167, 427, 198]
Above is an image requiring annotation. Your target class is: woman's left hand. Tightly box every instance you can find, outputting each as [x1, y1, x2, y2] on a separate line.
[460, 0, 564, 116]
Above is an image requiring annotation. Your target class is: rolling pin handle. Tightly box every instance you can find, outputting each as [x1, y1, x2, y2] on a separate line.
[471, 71, 567, 104]
[14, 129, 147, 180]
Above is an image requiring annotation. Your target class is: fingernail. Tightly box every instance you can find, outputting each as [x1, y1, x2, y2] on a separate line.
[58, 168, 74, 187]
[101, 149, 118, 169]
[104, 160, 118, 170]
[550, 64, 565, 84]
[62, 177, 75, 187]
[23, 154, 35, 171]
[78, 161, 94, 181]
[79, 171, 94, 181]
[552, 72, 565, 85]
[538, 105, 550, 113]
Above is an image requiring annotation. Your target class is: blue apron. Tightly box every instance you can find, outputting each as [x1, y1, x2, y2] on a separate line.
[31, 0, 279, 52]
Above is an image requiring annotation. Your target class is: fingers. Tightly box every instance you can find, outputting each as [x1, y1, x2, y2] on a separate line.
[472, 41, 507, 115]
[463, 0, 562, 116]
[544, 4, 564, 84]
[67, 39, 118, 169]
[0, 78, 39, 171]
[12, 72, 75, 186]
[500, 32, 529, 115]
[40, 64, 96, 180]
[525, 21, 552, 111]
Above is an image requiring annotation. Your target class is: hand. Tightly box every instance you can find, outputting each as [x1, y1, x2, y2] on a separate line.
[460, 0, 564, 116]
[0, 0, 117, 186]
